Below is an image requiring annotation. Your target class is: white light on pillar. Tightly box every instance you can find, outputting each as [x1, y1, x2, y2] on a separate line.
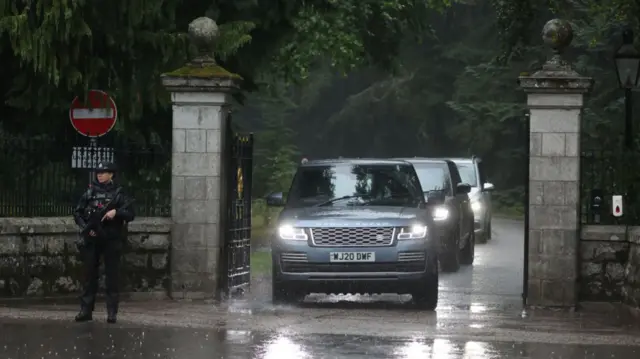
[614, 29, 640, 89]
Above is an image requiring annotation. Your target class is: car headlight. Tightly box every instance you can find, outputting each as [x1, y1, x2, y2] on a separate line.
[277, 225, 308, 240]
[433, 207, 449, 221]
[471, 200, 482, 212]
[397, 224, 428, 240]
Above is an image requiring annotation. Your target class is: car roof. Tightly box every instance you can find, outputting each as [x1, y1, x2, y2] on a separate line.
[393, 157, 452, 165]
[301, 158, 412, 167]
[427, 157, 478, 164]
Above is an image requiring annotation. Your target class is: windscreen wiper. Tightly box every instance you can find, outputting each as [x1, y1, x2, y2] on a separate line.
[314, 194, 369, 207]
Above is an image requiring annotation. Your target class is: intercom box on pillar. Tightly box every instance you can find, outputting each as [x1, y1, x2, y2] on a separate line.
[612, 195, 623, 217]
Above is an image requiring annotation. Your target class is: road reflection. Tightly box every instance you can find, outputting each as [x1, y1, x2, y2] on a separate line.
[433, 339, 456, 358]
[1, 321, 638, 359]
[261, 334, 310, 359]
[464, 341, 491, 358]
[394, 337, 431, 357]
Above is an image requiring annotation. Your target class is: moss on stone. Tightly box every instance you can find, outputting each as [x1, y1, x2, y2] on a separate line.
[164, 63, 243, 80]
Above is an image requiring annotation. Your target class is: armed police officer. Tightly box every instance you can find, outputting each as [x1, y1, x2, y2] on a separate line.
[73, 161, 135, 324]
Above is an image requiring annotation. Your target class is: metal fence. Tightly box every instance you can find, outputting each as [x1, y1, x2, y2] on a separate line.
[0, 132, 171, 217]
[222, 130, 254, 296]
[581, 150, 640, 225]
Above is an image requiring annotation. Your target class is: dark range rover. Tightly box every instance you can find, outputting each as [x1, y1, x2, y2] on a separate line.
[397, 158, 475, 272]
[265, 159, 439, 309]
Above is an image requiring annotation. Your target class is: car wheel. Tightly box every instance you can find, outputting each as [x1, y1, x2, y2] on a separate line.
[476, 226, 488, 244]
[271, 261, 304, 304]
[440, 230, 460, 272]
[412, 267, 439, 310]
[487, 219, 492, 240]
[272, 281, 303, 304]
[460, 228, 475, 265]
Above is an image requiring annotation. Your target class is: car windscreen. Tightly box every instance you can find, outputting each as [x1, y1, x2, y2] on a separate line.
[455, 162, 477, 187]
[286, 163, 424, 208]
[413, 163, 452, 195]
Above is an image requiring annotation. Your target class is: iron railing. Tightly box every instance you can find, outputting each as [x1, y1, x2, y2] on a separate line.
[0, 132, 171, 217]
[581, 150, 640, 225]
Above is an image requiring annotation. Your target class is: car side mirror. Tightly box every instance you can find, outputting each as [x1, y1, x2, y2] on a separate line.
[265, 192, 285, 207]
[456, 183, 472, 194]
[483, 182, 495, 191]
[424, 191, 445, 205]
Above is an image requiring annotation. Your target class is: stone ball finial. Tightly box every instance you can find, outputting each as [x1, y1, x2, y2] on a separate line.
[541, 19, 573, 54]
[188, 17, 219, 57]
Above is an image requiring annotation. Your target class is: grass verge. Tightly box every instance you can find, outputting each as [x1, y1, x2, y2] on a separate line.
[493, 205, 525, 220]
[251, 250, 271, 275]
[252, 225, 273, 241]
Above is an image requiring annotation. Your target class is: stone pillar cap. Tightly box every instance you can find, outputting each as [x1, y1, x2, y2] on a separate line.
[161, 17, 242, 92]
[519, 19, 593, 94]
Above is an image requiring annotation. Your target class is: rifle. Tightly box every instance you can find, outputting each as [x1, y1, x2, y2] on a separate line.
[79, 190, 133, 238]
[76, 194, 120, 252]
[76, 198, 134, 252]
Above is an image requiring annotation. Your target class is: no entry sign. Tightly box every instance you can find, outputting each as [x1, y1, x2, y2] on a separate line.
[69, 90, 117, 137]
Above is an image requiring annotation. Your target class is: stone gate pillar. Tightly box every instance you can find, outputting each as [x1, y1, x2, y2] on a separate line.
[161, 17, 241, 299]
[519, 19, 593, 307]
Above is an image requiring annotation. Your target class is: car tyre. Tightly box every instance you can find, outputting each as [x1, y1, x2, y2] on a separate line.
[476, 225, 488, 244]
[412, 267, 439, 310]
[272, 281, 303, 304]
[271, 261, 305, 305]
[460, 228, 475, 265]
[440, 230, 460, 272]
[487, 219, 492, 240]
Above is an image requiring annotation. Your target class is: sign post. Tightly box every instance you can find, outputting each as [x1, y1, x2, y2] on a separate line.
[69, 90, 118, 182]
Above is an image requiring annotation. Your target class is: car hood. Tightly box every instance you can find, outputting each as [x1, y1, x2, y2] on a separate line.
[278, 206, 427, 227]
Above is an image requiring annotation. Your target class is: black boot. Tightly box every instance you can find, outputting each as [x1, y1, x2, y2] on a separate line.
[106, 311, 117, 324]
[75, 309, 92, 322]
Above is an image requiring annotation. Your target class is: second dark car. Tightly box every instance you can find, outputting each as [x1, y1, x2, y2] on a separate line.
[396, 158, 475, 272]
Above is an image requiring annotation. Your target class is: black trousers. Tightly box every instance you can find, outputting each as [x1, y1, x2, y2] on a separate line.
[79, 237, 121, 313]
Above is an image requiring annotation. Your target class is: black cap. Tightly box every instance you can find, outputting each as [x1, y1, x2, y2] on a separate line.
[95, 161, 117, 173]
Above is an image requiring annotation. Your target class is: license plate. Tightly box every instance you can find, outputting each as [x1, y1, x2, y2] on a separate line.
[329, 252, 375, 262]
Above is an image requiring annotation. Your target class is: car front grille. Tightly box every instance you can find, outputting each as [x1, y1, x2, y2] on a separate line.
[280, 252, 308, 262]
[280, 262, 426, 273]
[310, 227, 395, 247]
[397, 251, 426, 262]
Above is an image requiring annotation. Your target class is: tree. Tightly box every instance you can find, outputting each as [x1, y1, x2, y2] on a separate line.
[0, 0, 454, 132]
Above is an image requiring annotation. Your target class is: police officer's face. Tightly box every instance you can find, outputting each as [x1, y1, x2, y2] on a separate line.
[96, 171, 113, 183]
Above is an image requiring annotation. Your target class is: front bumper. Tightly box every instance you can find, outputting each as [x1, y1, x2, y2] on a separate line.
[272, 238, 437, 293]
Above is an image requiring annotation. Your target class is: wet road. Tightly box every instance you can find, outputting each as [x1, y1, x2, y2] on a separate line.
[2, 217, 640, 358]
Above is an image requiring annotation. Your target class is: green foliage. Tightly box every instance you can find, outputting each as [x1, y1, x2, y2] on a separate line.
[0, 0, 454, 140]
[215, 21, 256, 62]
[271, 0, 453, 80]
[239, 0, 640, 216]
[6, 0, 640, 223]
[247, 82, 300, 197]
[490, 0, 640, 60]
[489, 0, 536, 61]
[0, 0, 190, 118]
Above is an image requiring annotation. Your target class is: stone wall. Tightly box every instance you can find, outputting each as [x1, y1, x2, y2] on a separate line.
[623, 228, 640, 308]
[580, 225, 640, 311]
[580, 226, 629, 301]
[0, 217, 171, 298]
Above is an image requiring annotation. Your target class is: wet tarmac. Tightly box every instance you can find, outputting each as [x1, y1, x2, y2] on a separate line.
[2, 218, 640, 358]
[1, 320, 640, 359]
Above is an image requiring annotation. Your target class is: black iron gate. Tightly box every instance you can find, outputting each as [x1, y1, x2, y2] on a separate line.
[221, 115, 254, 297]
[522, 110, 530, 307]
